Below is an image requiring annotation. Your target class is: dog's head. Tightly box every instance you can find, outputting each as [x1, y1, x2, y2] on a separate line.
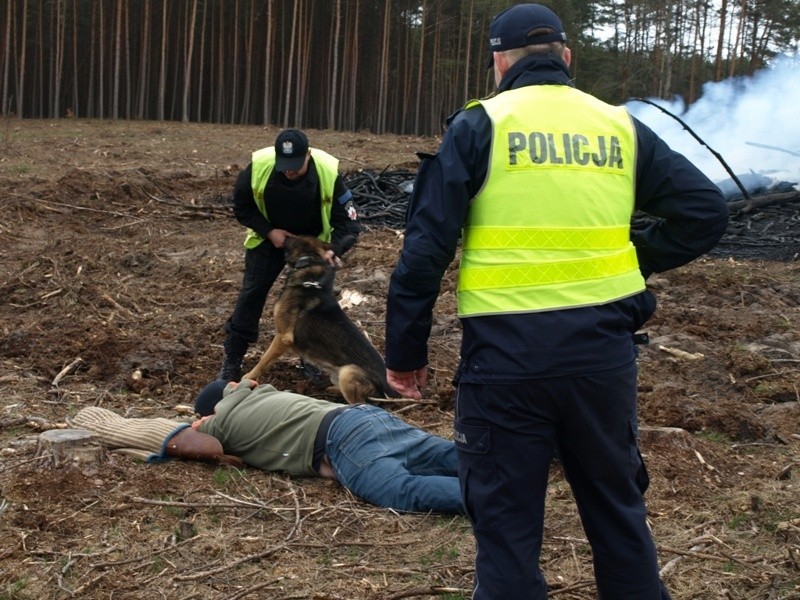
[284, 235, 333, 269]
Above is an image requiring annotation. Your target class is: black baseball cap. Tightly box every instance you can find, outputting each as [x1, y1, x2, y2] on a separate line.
[274, 128, 309, 172]
[486, 4, 567, 68]
[194, 380, 227, 417]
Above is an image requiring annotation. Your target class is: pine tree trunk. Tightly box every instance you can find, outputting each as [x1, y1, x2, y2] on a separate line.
[282, 0, 299, 127]
[136, 0, 151, 119]
[328, 0, 341, 130]
[112, 0, 122, 119]
[262, 0, 274, 124]
[714, 0, 728, 81]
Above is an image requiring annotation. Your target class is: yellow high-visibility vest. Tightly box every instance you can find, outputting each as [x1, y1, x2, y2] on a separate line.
[458, 85, 646, 317]
[244, 147, 339, 249]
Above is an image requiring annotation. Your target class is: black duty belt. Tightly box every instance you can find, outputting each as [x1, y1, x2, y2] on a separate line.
[312, 405, 352, 473]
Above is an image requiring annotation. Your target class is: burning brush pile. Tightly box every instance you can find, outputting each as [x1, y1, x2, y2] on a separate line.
[710, 171, 800, 260]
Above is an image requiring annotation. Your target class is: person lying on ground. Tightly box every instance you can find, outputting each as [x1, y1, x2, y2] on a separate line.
[70, 380, 465, 515]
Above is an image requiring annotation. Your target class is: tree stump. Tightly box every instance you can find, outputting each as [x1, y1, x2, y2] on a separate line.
[35, 429, 104, 468]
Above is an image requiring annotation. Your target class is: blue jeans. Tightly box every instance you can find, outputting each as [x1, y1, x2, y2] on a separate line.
[326, 405, 465, 514]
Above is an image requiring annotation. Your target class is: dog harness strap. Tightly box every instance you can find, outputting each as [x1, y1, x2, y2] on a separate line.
[292, 255, 319, 270]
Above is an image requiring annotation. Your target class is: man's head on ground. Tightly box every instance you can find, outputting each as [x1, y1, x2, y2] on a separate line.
[486, 3, 570, 84]
[195, 380, 227, 417]
[275, 128, 311, 180]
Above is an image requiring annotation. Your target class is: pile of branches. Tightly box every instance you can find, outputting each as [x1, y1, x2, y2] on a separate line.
[345, 169, 415, 230]
[346, 168, 799, 261]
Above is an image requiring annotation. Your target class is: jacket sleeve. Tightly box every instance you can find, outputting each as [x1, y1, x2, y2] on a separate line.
[329, 175, 361, 256]
[384, 109, 489, 371]
[631, 117, 730, 278]
[199, 382, 254, 444]
[231, 164, 273, 239]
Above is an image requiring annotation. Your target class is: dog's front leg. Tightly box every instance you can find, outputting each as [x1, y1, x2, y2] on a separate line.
[242, 336, 290, 381]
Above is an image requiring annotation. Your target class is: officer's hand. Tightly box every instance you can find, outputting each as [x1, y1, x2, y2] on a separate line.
[324, 250, 342, 267]
[267, 229, 294, 248]
[387, 367, 428, 400]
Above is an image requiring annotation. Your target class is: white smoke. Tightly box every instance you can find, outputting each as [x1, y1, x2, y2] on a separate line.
[625, 53, 800, 195]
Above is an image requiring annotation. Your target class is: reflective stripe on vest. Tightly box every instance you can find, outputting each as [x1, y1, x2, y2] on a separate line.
[244, 147, 339, 249]
[463, 225, 631, 250]
[457, 85, 645, 317]
[459, 246, 639, 291]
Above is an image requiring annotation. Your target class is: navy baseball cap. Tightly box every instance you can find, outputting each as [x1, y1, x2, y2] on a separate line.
[275, 128, 309, 172]
[486, 4, 567, 68]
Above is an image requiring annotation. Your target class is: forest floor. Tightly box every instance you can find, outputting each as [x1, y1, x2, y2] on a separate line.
[0, 119, 799, 600]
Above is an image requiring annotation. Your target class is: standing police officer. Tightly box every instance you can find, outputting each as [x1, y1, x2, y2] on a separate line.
[218, 129, 361, 382]
[384, 4, 728, 599]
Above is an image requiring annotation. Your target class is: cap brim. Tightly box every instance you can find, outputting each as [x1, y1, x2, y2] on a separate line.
[275, 155, 306, 172]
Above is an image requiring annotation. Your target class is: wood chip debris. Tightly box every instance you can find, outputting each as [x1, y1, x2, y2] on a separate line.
[659, 345, 705, 360]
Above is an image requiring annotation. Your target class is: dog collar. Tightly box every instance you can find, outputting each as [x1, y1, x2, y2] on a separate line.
[292, 255, 318, 270]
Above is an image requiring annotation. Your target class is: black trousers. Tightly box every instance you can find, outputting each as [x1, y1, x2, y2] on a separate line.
[454, 362, 671, 600]
[223, 243, 285, 356]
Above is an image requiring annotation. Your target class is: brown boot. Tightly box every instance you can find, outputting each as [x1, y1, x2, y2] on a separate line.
[165, 427, 241, 466]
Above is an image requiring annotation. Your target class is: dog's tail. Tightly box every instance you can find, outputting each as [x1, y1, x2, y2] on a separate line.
[380, 378, 402, 399]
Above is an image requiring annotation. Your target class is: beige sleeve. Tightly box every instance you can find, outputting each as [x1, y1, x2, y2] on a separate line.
[70, 407, 188, 461]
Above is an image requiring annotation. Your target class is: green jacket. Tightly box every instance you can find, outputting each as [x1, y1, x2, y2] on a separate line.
[197, 383, 340, 475]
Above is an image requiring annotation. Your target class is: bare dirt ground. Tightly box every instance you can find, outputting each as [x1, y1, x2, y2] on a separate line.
[0, 119, 798, 600]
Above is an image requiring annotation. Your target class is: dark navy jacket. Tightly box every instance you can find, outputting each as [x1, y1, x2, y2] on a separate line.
[231, 160, 361, 257]
[385, 54, 729, 384]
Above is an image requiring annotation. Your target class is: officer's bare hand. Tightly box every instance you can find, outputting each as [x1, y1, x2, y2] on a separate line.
[324, 250, 342, 267]
[387, 367, 428, 400]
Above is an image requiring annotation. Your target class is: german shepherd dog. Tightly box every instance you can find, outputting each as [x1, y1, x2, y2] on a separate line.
[242, 235, 400, 404]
